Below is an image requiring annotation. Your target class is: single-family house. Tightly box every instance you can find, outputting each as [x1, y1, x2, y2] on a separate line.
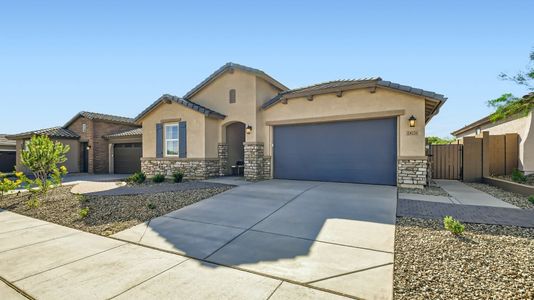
[135, 63, 446, 188]
[0, 134, 16, 173]
[452, 92, 534, 175]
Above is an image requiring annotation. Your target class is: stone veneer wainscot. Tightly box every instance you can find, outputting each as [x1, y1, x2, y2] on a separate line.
[397, 158, 428, 188]
[141, 158, 219, 180]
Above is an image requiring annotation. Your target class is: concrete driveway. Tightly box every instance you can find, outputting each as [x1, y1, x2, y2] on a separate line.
[114, 180, 397, 299]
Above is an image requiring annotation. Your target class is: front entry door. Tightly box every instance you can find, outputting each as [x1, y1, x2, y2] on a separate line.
[80, 142, 89, 173]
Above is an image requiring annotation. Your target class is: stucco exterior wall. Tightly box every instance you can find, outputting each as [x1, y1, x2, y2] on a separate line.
[260, 88, 427, 157]
[141, 102, 207, 158]
[456, 112, 534, 174]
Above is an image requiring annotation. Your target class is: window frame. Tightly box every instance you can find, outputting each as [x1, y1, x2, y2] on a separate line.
[164, 123, 179, 157]
[229, 89, 236, 103]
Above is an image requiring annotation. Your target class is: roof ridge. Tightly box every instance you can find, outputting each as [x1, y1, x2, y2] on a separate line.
[282, 77, 382, 94]
[79, 111, 135, 121]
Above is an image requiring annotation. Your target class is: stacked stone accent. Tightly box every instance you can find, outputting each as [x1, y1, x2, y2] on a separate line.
[244, 142, 265, 181]
[141, 158, 219, 180]
[263, 156, 272, 179]
[398, 159, 428, 188]
[217, 143, 229, 176]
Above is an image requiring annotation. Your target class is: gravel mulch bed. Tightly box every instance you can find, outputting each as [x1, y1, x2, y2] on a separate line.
[394, 217, 534, 300]
[0, 184, 233, 236]
[398, 186, 450, 197]
[466, 182, 534, 210]
[86, 181, 232, 196]
[495, 174, 534, 187]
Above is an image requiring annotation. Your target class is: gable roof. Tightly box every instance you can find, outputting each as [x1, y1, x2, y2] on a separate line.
[134, 94, 226, 123]
[6, 126, 80, 140]
[452, 92, 534, 136]
[64, 111, 136, 128]
[103, 128, 142, 139]
[183, 62, 289, 99]
[261, 77, 447, 122]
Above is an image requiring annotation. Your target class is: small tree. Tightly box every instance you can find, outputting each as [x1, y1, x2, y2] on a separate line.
[21, 135, 70, 193]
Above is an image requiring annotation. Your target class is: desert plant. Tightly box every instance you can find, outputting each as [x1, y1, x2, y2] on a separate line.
[443, 216, 465, 235]
[511, 169, 527, 183]
[79, 207, 89, 218]
[127, 171, 146, 184]
[172, 171, 184, 183]
[528, 195, 534, 204]
[0, 173, 22, 200]
[152, 174, 165, 183]
[147, 203, 156, 209]
[26, 198, 39, 208]
[20, 135, 70, 193]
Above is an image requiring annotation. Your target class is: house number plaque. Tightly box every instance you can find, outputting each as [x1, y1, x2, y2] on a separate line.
[407, 130, 418, 136]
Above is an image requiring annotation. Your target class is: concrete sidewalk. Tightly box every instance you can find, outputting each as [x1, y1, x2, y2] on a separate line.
[434, 180, 518, 208]
[0, 209, 349, 300]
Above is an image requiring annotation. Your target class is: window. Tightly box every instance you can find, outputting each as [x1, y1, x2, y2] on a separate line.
[229, 89, 236, 103]
[82, 123, 87, 133]
[475, 128, 481, 135]
[164, 123, 179, 156]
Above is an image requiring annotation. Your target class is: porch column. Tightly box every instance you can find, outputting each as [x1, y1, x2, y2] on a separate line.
[243, 142, 264, 181]
[218, 143, 229, 176]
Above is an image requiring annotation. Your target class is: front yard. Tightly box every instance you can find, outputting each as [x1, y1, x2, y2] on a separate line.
[0, 182, 232, 236]
[394, 217, 534, 300]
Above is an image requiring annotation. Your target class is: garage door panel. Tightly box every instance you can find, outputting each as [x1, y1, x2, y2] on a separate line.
[273, 118, 397, 185]
[114, 143, 142, 174]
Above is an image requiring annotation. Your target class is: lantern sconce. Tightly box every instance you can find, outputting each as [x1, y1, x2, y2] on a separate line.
[246, 125, 253, 134]
[408, 115, 417, 127]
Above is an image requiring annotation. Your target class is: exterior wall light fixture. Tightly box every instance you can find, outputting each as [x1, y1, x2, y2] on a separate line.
[409, 115, 417, 127]
[246, 125, 253, 134]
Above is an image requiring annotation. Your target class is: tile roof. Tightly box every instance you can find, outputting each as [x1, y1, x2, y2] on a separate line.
[6, 126, 80, 140]
[262, 77, 447, 110]
[104, 128, 142, 139]
[183, 62, 288, 99]
[135, 94, 226, 122]
[0, 134, 16, 147]
[64, 111, 136, 128]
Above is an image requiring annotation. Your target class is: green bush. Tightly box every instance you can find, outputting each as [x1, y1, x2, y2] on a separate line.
[127, 171, 146, 184]
[172, 171, 184, 183]
[79, 207, 89, 218]
[26, 198, 39, 208]
[443, 216, 465, 235]
[528, 195, 534, 204]
[511, 169, 527, 183]
[0, 173, 22, 200]
[152, 174, 165, 183]
[147, 203, 156, 209]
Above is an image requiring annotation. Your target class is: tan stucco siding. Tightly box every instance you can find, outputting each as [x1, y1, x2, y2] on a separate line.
[260, 88, 426, 157]
[190, 69, 259, 142]
[456, 112, 534, 173]
[141, 102, 206, 158]
[204, 118, 220, 158]
[15, 138, 79, 173]
[255, 77, 282, 144]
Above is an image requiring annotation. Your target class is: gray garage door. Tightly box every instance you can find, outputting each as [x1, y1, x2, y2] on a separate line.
[114, 143, 142, 174]
[273, 118, 397, 185]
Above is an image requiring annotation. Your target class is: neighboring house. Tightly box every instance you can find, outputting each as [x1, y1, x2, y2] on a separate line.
[452, 92, 534, 175]
[135, 62, 446, 188]
[7, 112, 141, 174]
[0, 134, 16, 173]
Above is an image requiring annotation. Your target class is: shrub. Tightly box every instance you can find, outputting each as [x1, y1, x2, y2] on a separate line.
[147, 203, 156, 209]
[127, 171, 146, 184]
[511, 169, 527, 183]
[26, 198, 39, 208]
[172, 171, 184, 183]
[443, 216, 465, 235]
[79, 207, 89, 218]
[20, 135, 70, 193]
[0, 173, 22, 200]
[528, 195, 534, 204]
[152, 174, 165, 183]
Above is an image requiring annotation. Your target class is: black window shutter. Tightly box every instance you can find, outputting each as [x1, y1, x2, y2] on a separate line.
[179, 121, 187, 158]
[156, 123, 163, 158]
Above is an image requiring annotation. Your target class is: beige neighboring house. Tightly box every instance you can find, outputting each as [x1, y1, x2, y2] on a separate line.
[136, 63, 446, 188]
[0, 134, 16, 172]
[452, 92, 534, 175]
[7, 112, 141, 174]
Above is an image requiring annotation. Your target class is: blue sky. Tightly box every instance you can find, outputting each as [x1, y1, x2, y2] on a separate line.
[1, 1, 532, 136]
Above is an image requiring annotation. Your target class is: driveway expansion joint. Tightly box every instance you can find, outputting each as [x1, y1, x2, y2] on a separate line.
[0, 231, 80, 255]
[0, 276, 34, 300]
[0, 223, 49, 235]
[305, 262, 394, 285]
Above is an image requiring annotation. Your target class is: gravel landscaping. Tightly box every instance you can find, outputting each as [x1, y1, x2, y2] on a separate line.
[398, 185, 450, 197]
[495, 174, 534, 187]
[0, 182, 233, 236]
[466, 182, 534, 210]
[394, 217, 534, 300]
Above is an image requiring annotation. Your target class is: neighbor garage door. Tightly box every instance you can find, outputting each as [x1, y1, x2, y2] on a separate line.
[114, 143, 142, 174]
[273, 118, 397, 185]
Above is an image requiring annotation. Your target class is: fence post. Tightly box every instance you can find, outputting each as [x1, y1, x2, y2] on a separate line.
[482, 131, 490, 178]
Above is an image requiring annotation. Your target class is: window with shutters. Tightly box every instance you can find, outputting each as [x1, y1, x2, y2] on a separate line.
[164, 123, 179, 156]
[229, 89, 236, 103]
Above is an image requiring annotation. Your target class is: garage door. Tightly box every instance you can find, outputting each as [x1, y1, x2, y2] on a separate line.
[114, 143, 142, 174]
[273, 118, 397, 185]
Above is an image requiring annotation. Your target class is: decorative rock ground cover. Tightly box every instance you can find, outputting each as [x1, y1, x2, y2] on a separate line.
[0, 182, 233, 236]
[394, 217, 534, 300]
[398, 185, 450, 197]
[466, 182, 534, 210]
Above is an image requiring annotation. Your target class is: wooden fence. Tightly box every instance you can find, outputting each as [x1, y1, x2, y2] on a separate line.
[429, 132, 519, 182]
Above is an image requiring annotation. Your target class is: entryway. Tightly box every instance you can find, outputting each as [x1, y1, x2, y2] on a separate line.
[225, 122, 245, 176]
